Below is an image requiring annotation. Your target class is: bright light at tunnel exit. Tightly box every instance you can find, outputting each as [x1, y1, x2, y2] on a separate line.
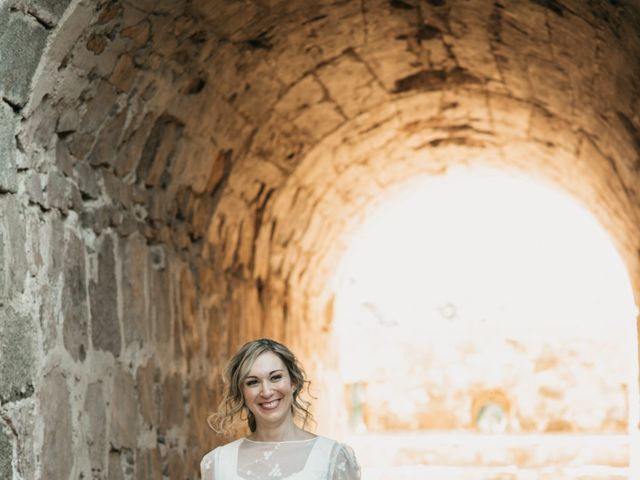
[331, 167, 639, 478]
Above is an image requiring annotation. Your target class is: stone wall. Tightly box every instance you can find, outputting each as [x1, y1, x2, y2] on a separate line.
[0, 0, 639, 478]
[0, 0, 222, 477]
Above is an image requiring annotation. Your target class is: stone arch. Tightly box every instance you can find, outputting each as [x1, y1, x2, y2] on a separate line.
[0, 0, 638, 478]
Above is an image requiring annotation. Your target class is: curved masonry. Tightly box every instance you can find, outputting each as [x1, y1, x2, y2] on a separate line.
[0, 0, 639, 477]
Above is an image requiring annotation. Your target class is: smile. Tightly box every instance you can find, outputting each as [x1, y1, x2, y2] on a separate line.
[259, 399, 281, 410]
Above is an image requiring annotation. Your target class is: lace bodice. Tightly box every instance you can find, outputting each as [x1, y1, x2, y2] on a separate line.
[200, 436, 360, 480]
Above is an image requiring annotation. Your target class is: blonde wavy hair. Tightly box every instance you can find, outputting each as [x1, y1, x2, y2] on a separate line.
[207, 338, 314, 433]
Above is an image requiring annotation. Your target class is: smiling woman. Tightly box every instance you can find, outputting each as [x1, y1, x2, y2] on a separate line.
[201, 338, 361, 479]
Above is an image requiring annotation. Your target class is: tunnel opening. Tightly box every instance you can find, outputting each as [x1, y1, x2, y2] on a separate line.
[325, 167, 639, 479]
[1, 1, 640, 478]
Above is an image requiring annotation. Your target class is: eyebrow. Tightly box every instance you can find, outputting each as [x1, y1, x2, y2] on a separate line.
[244, 369, 285, 379]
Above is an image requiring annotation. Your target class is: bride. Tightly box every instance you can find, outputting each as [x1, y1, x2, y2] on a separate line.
[201, 338, 361, 479]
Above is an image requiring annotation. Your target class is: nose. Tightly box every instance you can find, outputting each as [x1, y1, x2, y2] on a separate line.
[259, 379, 274, 397]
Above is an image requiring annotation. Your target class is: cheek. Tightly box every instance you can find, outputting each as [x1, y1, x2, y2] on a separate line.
[241, 387, 253, 404]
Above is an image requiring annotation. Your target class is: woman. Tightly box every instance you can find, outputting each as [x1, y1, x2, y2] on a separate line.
[201, 338, 361, 479]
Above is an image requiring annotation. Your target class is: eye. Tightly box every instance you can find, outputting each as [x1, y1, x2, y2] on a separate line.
[271, 374, 282, 382]
[245, 379, 258, 387]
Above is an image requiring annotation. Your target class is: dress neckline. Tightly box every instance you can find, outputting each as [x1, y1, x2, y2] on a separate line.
[243, 435, 318, 445]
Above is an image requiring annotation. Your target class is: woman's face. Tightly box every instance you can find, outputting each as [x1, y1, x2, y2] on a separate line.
[242, 351, 295, 428]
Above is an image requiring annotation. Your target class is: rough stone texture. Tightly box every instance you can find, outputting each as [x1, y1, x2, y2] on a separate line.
[135, 448, 162, 480]
[37, 211, 65, 354]
[40, 367, 73, 480]
[136, 360, 158, 426]
[90, 234, 122, 356]
[0, 0, 638, 478]
[150, 249, 172, 344]
[0, 423, 12, 480]
[0, 103, 17, 193]
[160, 373, 184, 429]
[121, 234, 149, 347]
[137, 114, 184, 188]
[108, 450, 125, 480]
[0, 195, 28, 301]
[84, 382, 106, 474]
[62, 229, 89, 362]
[29, 0, 72, 26]
[0, 306, 35, 403]
[0, 13, 48, 106]
[164, 449, 185, 479]
[109, 366, 138, 449]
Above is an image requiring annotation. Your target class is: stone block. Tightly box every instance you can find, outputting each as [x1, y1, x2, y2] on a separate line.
[40, 366, 73, 479]
[108, 450, 125, 480]
[0, 102, 17, 193]
[109, 366, 139, 449]
[150, 257, 172, 343]
[56, 105, 80, 135]
[137, 114, 184, 188]
[90, 234, 122, 356]
[190, 378, 215, 446]
[38, 211, 64, 353]
[29, 0, 72, 26]
[164, 450, 184, 480]
[62, 230, 89, 362]
[66, 131, 95, 160]
[88, 108, 127, 168]
[0, 13, 49, 106]
[120, 20, 151, 49]
[110, 54, 136, 92]
[0, 195, 27, 301]
[80, 205, 111, 235]
[24, 207, 43, 278]
[115, 211, 140, 237]
[316, 54, 388, 118]
[135, 448, 162, 480]
[81, 81, 117, 133]
[247, 115, 310, 174]
[73, 161, 100, 199]
[43, 169, 71, 211]
[102, 170, 121, 205]
[0, 422, 12, 480]
[18, 94, 58, 149]
[160, 373, 184, 429]
[115, 113, 153, 178]
[121, 234, 149, 347]
[23, 170, 44, 206]
[135, 360, 158, 425]
[84, 382, 106, 473]
[179, 267, 199, 361]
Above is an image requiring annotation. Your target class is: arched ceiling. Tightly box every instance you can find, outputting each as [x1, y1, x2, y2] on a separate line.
[22, 0, 640, 330]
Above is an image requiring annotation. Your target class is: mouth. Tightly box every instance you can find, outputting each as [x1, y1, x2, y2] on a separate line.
[259, 399, 281, 410]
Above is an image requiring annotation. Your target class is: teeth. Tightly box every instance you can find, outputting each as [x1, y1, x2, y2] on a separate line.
[261, 400, 279, 409]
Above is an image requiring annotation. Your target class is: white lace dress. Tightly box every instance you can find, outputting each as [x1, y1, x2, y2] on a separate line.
[200, 436, 360, 480]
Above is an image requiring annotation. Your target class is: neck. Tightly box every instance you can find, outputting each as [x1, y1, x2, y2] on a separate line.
[250, 418, 305, 442]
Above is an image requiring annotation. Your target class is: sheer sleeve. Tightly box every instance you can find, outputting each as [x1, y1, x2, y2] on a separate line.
[200, 449, 216, 480]
[329, 443, 361, 480]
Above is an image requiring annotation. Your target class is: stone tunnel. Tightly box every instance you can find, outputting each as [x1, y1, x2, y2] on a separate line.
[0, 0, 639, 478]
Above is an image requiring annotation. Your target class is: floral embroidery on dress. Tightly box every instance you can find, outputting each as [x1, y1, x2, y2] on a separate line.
[268, 463, 282, 477]
[202, 436, 361, 480]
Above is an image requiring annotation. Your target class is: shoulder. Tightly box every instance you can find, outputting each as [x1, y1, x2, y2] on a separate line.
[200, 438, 244, 466]
[315, 436, 358, 459]
[317, 437, 361, 478]
[315, 436, 353, 449]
